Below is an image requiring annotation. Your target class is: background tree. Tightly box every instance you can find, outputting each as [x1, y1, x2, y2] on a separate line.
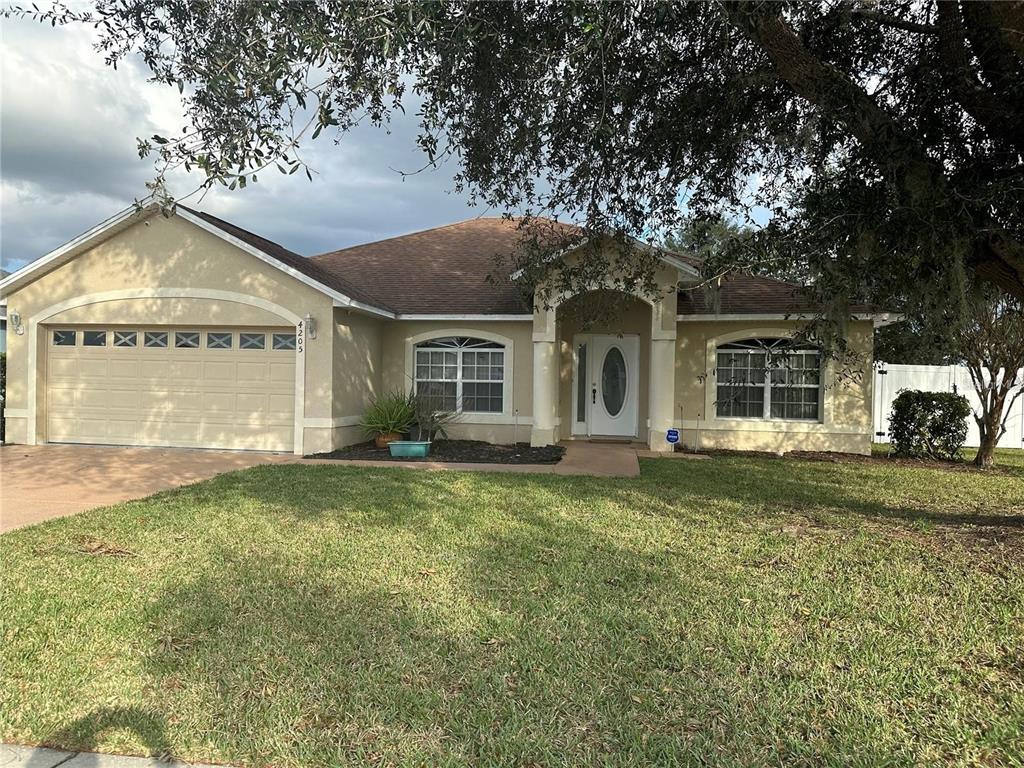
[874, 321, 954, 367]
[957, 290, 1024, 468]
[10, 1, 1024, 328]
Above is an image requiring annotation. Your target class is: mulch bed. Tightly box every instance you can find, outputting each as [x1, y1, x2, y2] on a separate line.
[309, 439, 565, 465]
[679, 445, 1014, 475]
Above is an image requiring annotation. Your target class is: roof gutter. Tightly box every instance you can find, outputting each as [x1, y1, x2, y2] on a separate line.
[676, 312, 903, 328]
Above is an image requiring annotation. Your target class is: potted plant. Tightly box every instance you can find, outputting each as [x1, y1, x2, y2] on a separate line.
[388, 391, 458, 458]
[361, 390, 415, 448]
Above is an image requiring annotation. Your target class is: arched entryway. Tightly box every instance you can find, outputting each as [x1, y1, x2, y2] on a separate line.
[530, 285, 679, 451]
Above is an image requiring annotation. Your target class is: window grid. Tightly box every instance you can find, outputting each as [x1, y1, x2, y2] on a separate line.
[113, 331, 138, 347]
[272, 332, 297, 350]
[83, 331, 107, 347]
[52, 330, 76, 346]
[207, 332, 232, 349]
[239, 332, 265, 350]
[715, 339, 821, 421]
[175, 331, 200, 349]
[144, 331, 168, 348]
[414, 341, 505, 414]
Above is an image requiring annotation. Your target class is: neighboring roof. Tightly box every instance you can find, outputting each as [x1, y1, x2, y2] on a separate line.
[177, 206, 394, 314]
[312, 218, 559, 315]
[677, 272, 875, 317]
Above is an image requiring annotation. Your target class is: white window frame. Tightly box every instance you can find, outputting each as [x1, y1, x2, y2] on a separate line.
[82, 330, 107, 347]
[113, 330, 138, 348]
[272, 332, 297, 351]
[714, 338, 823, 422]
[174, 331, 200, 349]
[414, 338, 506, 415]
[206, 331, 232, 349]
[404, 329, 514, 421]
[144, 331, 168, 348]
[52, 330, 76, 346]
[239, 332, 266, 350]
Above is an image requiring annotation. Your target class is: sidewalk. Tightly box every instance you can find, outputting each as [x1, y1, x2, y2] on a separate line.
[0, 744, 220, 768]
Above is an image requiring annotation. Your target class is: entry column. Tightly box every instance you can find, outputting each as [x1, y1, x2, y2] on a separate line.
[530, 304, 559, 446]
[648, 295, 677, 452]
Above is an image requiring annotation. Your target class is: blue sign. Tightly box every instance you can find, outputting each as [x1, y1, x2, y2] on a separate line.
[666, 428, 680, 444]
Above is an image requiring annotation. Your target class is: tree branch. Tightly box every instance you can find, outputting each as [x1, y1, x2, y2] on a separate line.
[935, 1, 1024, 156]
[849, 8, 937, 35]
[723, 0, 1024, 300]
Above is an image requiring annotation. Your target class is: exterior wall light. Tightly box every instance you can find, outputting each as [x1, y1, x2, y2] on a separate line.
[7, 309, 24, 335]
[304, 312, 317, 339]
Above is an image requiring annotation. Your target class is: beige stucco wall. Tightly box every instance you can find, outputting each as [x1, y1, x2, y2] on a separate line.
[327, 308, 385, 448]
[378, 319, 534, 444]
[2, 212, 875, 457]
[674, 319, 874, 454]
[2, 213, 338, 454]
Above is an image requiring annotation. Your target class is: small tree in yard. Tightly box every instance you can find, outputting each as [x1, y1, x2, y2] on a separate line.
[957, 291, 1024, 468]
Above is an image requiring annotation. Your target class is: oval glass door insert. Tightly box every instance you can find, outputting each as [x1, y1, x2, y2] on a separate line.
[601, 346, 627, 417]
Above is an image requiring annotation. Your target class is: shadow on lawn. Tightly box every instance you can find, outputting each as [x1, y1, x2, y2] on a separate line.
[39, 462, 1017, 764]
[43, 706, 171, 761]
[107, 518, 896, 764]
[126, 539, 698, 763]
[226, 459, 1024, 538]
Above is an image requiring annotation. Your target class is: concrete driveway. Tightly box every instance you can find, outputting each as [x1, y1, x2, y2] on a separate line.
[0, 440, 645, 533]
[0, 444, 296, 533]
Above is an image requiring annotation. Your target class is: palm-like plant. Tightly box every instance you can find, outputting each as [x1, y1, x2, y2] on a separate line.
[361, 390, 415, 446]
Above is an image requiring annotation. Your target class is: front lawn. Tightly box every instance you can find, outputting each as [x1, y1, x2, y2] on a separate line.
[2, 451, 1023, 766]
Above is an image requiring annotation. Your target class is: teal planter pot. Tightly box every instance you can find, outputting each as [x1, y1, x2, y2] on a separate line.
[388, 440, 431, 458]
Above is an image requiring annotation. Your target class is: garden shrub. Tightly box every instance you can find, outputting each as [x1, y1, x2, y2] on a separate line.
[888, 389, 971, 460]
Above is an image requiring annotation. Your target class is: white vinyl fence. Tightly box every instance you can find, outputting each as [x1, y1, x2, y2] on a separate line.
[872, 363, 1024, 449]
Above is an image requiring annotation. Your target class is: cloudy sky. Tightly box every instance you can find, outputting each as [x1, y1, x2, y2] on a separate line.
[1, 14, 488, 272]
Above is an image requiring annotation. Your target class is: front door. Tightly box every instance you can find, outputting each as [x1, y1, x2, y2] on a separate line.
[573, 334, 639, 438]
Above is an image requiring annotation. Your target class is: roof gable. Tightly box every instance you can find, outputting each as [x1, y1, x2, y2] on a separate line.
[0, 204, 394, 318]
[177, 207, 393, 315]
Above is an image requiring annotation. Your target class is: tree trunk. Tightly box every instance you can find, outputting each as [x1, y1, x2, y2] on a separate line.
[973, 394, 1005, 468]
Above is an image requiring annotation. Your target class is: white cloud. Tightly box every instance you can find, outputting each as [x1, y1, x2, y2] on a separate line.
[1, 14, 481, 271]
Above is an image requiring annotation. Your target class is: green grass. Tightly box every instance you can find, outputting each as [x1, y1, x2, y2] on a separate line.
[2, 450, 1023, 767]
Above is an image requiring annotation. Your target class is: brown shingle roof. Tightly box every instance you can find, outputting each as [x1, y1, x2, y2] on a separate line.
[180, 206, 395, 312]
[310, 217, 576, 315]
[678, 272, 873, 316]
[183, 207, 874, 318]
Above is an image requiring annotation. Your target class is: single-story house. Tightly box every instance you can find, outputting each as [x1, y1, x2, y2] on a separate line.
[0, 204, 893, 456]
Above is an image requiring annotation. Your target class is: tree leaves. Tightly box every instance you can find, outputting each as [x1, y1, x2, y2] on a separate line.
[10, 0, 1024, 316]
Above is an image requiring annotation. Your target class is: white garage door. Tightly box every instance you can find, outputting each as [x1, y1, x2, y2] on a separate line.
[45, 326, 297, 451]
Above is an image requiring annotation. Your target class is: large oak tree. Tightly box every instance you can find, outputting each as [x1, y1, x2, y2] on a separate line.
[13, 1, 1024, 321]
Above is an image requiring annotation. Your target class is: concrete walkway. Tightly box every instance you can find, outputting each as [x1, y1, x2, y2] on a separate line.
[0, 744, 219, 768]
[1, 440, 643, 533]
[325, 440, 642, 478]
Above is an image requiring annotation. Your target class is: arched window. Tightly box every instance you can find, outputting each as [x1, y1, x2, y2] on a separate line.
[715, 338, 821, 421]
[414, 336, 505, 413]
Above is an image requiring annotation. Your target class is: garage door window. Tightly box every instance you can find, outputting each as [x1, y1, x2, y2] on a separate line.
[272, 333, 296, 350]
[83, 331, 107, 347]
[53, 330, 76, 346]
[175, 331, 200, 349]
[207, 332, 232, 349]
[144, 332, 168, 348]
[239, 333, 265, 350]
[113, 331, 137, 347]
